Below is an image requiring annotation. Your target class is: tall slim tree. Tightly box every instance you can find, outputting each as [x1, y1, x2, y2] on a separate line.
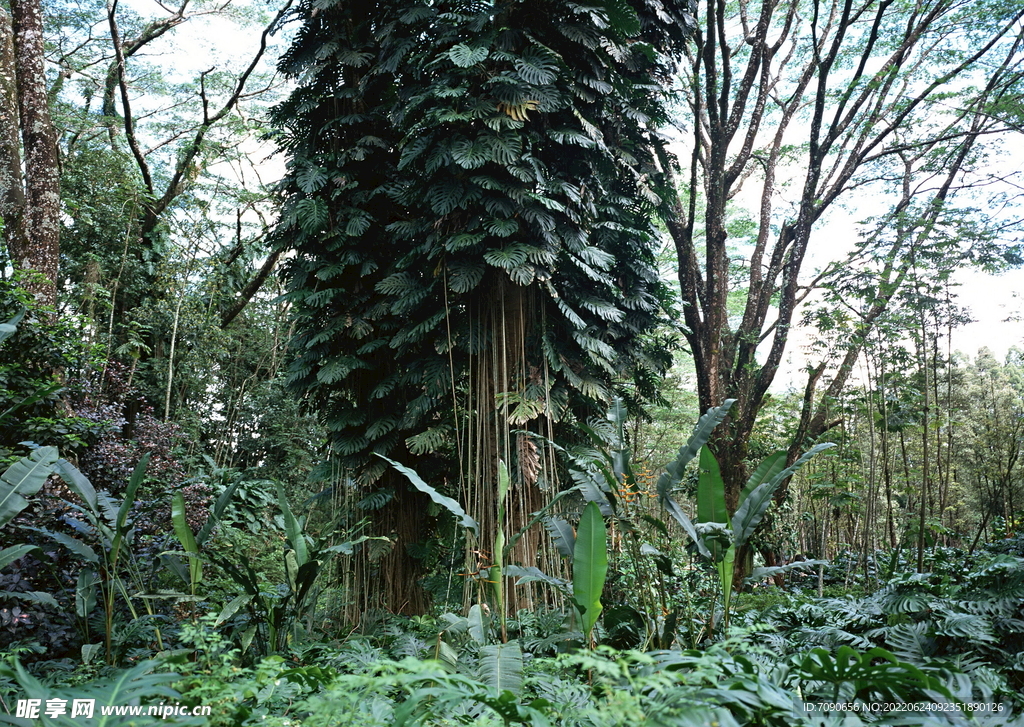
[665, 0, 1024, 518]
[272, 0, 692, 614]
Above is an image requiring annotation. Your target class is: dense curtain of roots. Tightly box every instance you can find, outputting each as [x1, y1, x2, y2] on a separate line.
[461, 277, 565, 616]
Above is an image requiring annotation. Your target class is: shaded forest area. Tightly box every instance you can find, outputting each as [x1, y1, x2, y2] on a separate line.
[1, 0, 1023, 724]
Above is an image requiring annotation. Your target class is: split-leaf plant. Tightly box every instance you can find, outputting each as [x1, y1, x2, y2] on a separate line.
[270, 0, 693, 615]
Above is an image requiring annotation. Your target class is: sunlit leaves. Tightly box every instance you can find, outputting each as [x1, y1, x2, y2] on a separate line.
[448, 44, 489, 67]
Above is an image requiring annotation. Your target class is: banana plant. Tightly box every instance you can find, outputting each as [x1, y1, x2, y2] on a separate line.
[205, 484, 388, 655]
[573, 501, 607, 646]
[684, 442, 836, 631]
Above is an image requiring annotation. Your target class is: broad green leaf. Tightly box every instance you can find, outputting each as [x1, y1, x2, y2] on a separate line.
[504, 565, 572, 594]
[0, 544, 37, 570]
[76, 569, 98, 618]
[55, 459, 97, 511]
[746, 559, 827, 584]
[657, 399, 735, 491]
[478, 641, 523, 695]
[215, 594, 252, 627]
[112, 453, 150, 562]
[739, 451, 786, 507]
[0, 309, 24, 344]
[41, 529, 99, 564]
[733, 443, 835, 549]
[717, 545, 736, 623]
[573, 501, 607, 640]
[197, 476, 242, 546]
[661, 498, 711, 559]
[697, 446, 728, 526]
[12, 591, 58, 608]
[468, 603, 488, 644]
[377, 454, 478, 536]
[656, 401, 734, 557]
[171, 492, 202, 586]
[0, 447, 58, 528]
[277, 483, 309, 567]
[448, 43, 489, 67]
[504, 484, 581, 557]
[597, 0, 641, 36]
[497, 459, 510, 508]
[544, 516, 575, 559]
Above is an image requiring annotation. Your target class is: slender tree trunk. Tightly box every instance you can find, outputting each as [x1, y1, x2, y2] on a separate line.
[917, 326, 929, 572]
[8, 0, 59, 308]
[0, 8, 29, 266]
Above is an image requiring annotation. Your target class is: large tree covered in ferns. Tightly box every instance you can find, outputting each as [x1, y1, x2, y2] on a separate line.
[271, 0, 692, 613]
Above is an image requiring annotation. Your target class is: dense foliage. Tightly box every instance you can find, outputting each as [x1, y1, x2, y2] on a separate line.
[2, 0, 1024, 723]
[271, 0, 690, 475]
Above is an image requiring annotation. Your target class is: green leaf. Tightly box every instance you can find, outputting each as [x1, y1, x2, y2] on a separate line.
[171, 492, 202, 586]
[468, 603, 489, 644]
[295, 162, 329, 193]
[296, 198, 329, 233]
[656, 400, 735, 498]
[515, 50, 559, 85]
[0, 309, 25, 345]
[732, 443, 835, 549]
[197, 477, 242, 547]
[43, 529, 99, 564]
[377, 455, 478, 536]
[739, 451, 786, 507]
[544, 516, 575, 559]
[696, 446, 728, 526]
[478, 641, 523, 695]
[504, 565, 571, 594]
[0, 544, 37, 571]
[54, 459, 97, 511]
[277, 483, 309, 568]
[111, 453, 149, 562]
[11, 591, 58, 608]
[597, 0, 641, 36]
[717, 545, 735, 621]
[76, 569, 98, 619]
[655, 401, 734, 560]
[448, 43, 489, 67]
[0, 447, 58, 529]
[573, 501, 607, 640]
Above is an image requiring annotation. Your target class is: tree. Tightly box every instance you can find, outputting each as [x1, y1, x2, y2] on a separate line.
[1, 0, 60, 308]
[271, 0, 692, 614]
[665, 0, 1024, 518]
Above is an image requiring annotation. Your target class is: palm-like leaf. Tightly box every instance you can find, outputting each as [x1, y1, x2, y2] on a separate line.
[377, 455, 478, 536]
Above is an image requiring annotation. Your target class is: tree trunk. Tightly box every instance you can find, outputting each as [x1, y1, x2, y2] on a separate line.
[9, 0, 60, 308]
[0, 8, 29, 268]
